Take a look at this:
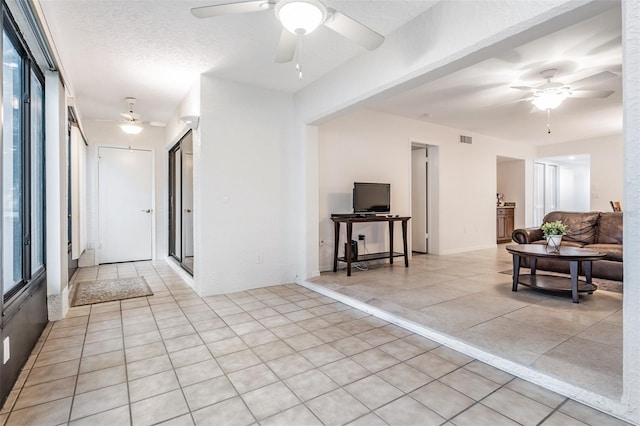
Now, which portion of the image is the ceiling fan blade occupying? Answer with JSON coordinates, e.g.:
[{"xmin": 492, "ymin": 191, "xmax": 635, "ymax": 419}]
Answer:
[
  {"xmin": 510, "ymin": 86, "xmax": 535, "ymax": 91},
  {"xmin": 570, "ymin": 90, "xmax": 615, "ymax": 99},
  {"xmin": 569, "ymin": 71, "xmax": 616, "ymax": 89},
  {"xmin": 191, "ymin": 1, "xmax": 268, "ymax": 18},
  {"xmin": 323, "ymin": 9, "xmax": 384, "ymax": 51},
  {"xmin": 120, "ymin": 112, "xmax": 141, "ymax": 120},
  {"xmin": 144, "ymin": 121, "xmax": 167, "ymax": 127},
  {"xmin": 275, "ymin": 29, "xmax": 297, "ymax": 63},
  {"xmin": 511, "ymin": 96, "xmax": 534, "ymax": 104}
]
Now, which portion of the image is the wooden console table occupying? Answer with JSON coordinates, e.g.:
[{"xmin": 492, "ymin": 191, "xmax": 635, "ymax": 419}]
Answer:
[{"xmin": 331, "ymin": 215, "xmax": 411, "ymax": 276}]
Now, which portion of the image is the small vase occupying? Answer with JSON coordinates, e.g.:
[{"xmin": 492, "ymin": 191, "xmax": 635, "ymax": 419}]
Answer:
[{"xmin": 546, "ymin": 235, "xmax": 562, "ymax": 251}]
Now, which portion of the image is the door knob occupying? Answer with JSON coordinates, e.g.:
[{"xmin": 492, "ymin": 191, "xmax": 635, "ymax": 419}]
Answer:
[
  {"xmin": 142, "ymin": 209, "xmax": 152, "ymax": 213},
  {"xmin": 185, "ymin": 209, "xmax": 192, "ymax": 213}
]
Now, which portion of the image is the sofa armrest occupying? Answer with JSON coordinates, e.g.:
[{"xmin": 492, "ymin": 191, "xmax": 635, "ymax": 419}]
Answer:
[{"xmin": 512, "ymin": 227, "xmax": 544, "ymax": 244}]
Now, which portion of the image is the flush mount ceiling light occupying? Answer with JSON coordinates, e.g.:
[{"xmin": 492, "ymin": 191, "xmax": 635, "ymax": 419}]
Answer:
[
  {"xmin": 275, "ymin": 0, "xmax": 326, "ymax": 35},
  {"xmin": 181, "ymin": 115, "xmax": 200, "ymax": 129}
]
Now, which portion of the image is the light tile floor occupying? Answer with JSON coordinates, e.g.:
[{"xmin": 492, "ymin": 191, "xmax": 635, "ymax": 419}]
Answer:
[
  {"xmin": 0, "ymin": 260, "xmax": 629, "ymax": 425},
  {"xmin": 309, "ymin": 245, "xmax": 623, "ymax": 399}
]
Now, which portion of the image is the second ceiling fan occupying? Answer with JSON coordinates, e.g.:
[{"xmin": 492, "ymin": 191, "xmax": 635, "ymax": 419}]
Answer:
[{"xmin": 191, "ymin": 0, "xmax": 385, "ymax": 78}]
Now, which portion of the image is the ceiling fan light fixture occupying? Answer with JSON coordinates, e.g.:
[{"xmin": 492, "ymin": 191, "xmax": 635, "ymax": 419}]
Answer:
[
  {"xmin": 275, "ymin": 0, "xmax": 326, "ymax": 35},
  {"xmin": 531, "ymin": 90, "xmax": 569, "ymax": 111},
  {"xmin": 119, "ymin": 121, "xmax": 144, "ymax": 135}
]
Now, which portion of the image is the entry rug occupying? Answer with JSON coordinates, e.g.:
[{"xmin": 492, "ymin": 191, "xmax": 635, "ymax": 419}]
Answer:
[
  {"xmin": 70, "ymin": 276, "xmax": 153, "ymax": 306},
  {"xmin": 499, "ymin": 269, "xmax": 623, "ymax": 294}
]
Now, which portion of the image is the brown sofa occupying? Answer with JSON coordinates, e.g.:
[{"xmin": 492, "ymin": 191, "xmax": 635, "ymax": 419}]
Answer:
[{"xmin": 511, "ymin": 211, "xmax": 623, "ymax": 281}]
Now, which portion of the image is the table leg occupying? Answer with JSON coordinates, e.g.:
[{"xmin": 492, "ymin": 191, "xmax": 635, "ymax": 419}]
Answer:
[
  {"xmin": 402, "ymin": 219, "xmax": 409, "ymax": 267},
  {"xmin": 512, "ymin": 255, "xmax": 521, "ymax": 292},
  {"xmin": 530, "ymin": 258, "xmax": 537, "ymax": 275},
  {"xmin": 584, "ymin": 261, "xmax": 594, "ymax": 294},
  {"xmin": 584, "ymin": 261, "xmax": 593, "ymax": 284},
  {"xmin": 389, "ymin": 220, "xmax": 394, "ymax": 265},
  {"xmin": 570, "ymin": 260, "xmax": 579, "ymax": 303},
  {"xmin": 346, "ymin": 222, "xmax": 353, "ymax": 277},
  {"xmin": 333, "ymin": 221, "xmax": 340, "ymax": 272}
]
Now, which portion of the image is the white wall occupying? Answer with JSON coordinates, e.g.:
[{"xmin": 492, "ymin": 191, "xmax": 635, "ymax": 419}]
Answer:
[
  {"xmin": 44, "ymin": 72, "xmax": 69, "ymax": 320},
  {"xmin": 82, "ymin": 121, "xmax": 167, "ymax": 264},
  {"xmin": 537, "ymin": 135, "xmax": 622, "ymax": 212},
  {"xmin": 622, "ymin": 1, "xmax": 640, "ymax": 421},
  {"xmin": 497, "ymin": 159, "xmax": 526, "ymax": 229},
  {"xmin": 196, "ymin": 76, "xmax": 298, "ymax": 295},
  {"xmin": 317, "ymin": 109, "xmax": 535, "ymax": 269}
]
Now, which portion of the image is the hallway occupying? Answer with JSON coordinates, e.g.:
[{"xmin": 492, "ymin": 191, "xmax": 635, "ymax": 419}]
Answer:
[{"xmin": 0, "ymin": 261, "xmax": 628, "ymax": 425}]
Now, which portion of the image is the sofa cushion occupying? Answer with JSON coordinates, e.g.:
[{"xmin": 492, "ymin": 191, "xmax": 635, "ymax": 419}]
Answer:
[
  {"xmin": 542, "ymin": 211, "xmax": 599, "ymax": 245},
  {"xmin": 597, "ymin": 212, "xmax": 623, "ymax": 244},
  {"xmin": 588, "ymin": 244, "xmax": 623, "ymax": 262}
]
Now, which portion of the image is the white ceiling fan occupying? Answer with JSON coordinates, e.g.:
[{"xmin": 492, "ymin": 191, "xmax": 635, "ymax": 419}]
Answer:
[
  {"xmin": 511, "ymin": 68, "xmax": 616, "ymax": 111},
  {"xmin": 117, "ymin": 97, "xmax": 165, "ymax": 135},
  {"xmin": 511, "ymin": 69, "xmax": 616, "ymax": 133},
  {"xmin": 191, "ymin": 0, "xmax": 385, "ymax": 78}
]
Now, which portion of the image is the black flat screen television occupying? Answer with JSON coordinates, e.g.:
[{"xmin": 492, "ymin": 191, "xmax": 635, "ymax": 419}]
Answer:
[{"xmin": 353, "ymin": 182, "xmax": 391, "ymax": 214}]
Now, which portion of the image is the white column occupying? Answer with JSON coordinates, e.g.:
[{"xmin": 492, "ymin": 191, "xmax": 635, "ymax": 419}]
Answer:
[
  {"xmin": 45, "ymin": 72, "xmax": 69, "ymax": 320},
  {"xmin": 303, "ymin": 125, "xmax": 319, "ymax": 281},
  {"xmin": 622, "ymin": 0, "xmax": 640, "ymax": 423}
]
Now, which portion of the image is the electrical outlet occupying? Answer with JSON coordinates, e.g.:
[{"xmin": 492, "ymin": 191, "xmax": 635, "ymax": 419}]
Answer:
[
  {"xmin": 358, "ymin": 235, "xmax": 365, "ymax": 241},
  {"xmin": 3, "ymin": 337, "xmax": 10, "ymax": 364}
]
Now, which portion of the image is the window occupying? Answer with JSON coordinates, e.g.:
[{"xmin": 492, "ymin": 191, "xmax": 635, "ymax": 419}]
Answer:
[{"xmin": 2, "ymin": 14, "xmax": 46, "ymax": 302}]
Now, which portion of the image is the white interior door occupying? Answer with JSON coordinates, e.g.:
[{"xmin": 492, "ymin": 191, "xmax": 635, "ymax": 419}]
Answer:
[{"xmin": 98, "ymin": 147, "xmax": 153, "ymax": 263}]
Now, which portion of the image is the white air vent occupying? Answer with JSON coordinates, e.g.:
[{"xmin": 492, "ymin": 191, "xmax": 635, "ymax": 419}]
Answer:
[{"xmin": 459, "ymin": 135, "xmax": 472, "ymax": 144}]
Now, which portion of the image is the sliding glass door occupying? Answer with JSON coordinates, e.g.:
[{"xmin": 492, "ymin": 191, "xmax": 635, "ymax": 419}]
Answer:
[
  {"xmin": 168, "ymin": 131, "xmax": 194, "ymax": 274},
  {"xmin": 533, "ymin": 162, "xmax": 558, "ymax": 225}
]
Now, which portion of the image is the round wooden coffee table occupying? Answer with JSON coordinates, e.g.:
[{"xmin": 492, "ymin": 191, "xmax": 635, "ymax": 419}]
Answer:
[{"xmin": 506, "ymin": 244, "xmax": 606, "ymax": 303}]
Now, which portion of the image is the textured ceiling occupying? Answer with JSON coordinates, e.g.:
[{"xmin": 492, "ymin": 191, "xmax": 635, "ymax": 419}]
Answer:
[
  {"xmin": 366, "ymin": 5, "xmax": 623, "ymax": 145},
  {"xmin": 39, "ymin": 0, "xmax": 437, "ymax": 124},
  {"xmin": 39, "ymin": 1, "xmax": 622, "ymax": 146}
]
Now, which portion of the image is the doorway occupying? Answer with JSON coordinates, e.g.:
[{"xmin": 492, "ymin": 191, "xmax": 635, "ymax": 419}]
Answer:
[
  {"xmin": 411, "ymin": 144, "xmax": 429, "ymax": 253},
  {"xmin": 169, "ymin": 131, "xmax": 194, "ymax": 274},
  {"xmin": 97, "ymin": 146, "xmax": 154, "ymax": 264}
]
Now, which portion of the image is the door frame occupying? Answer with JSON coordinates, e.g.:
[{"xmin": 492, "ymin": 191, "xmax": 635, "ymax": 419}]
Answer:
[
  {"xmin": 410, "ymin": 144, "xmax": 428, "ymax": 253},
  {"xmin": 406, "ymin": 138, "xmax": 440, "ymax": 254},
  {"xmin": 96, "ymin": 145, "xmax": 156, "ymax": 264},
  {"xmin": 408, "ymin": 140, "xmax": 438, "ymax": 255}
]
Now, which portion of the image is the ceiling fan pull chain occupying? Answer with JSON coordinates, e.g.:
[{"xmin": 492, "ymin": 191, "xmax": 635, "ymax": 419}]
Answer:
[
  {"xmin": 546, "ymin": 109, "xmax": 551, "ymax": 134},
  {"xmin": 296, "ymin": 35, "xmax": 303, "ymax": 80}
]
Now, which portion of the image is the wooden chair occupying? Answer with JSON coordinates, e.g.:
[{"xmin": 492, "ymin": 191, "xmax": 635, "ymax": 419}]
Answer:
[{"xmin": 610, "ymin": 201, "xmax": 622, "ymax": 212}]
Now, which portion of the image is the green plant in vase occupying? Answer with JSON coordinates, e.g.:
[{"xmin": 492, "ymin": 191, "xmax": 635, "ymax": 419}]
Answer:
[{"xmin": 541, "ymin": 220, "xmax": 568, "ymax": 251}]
